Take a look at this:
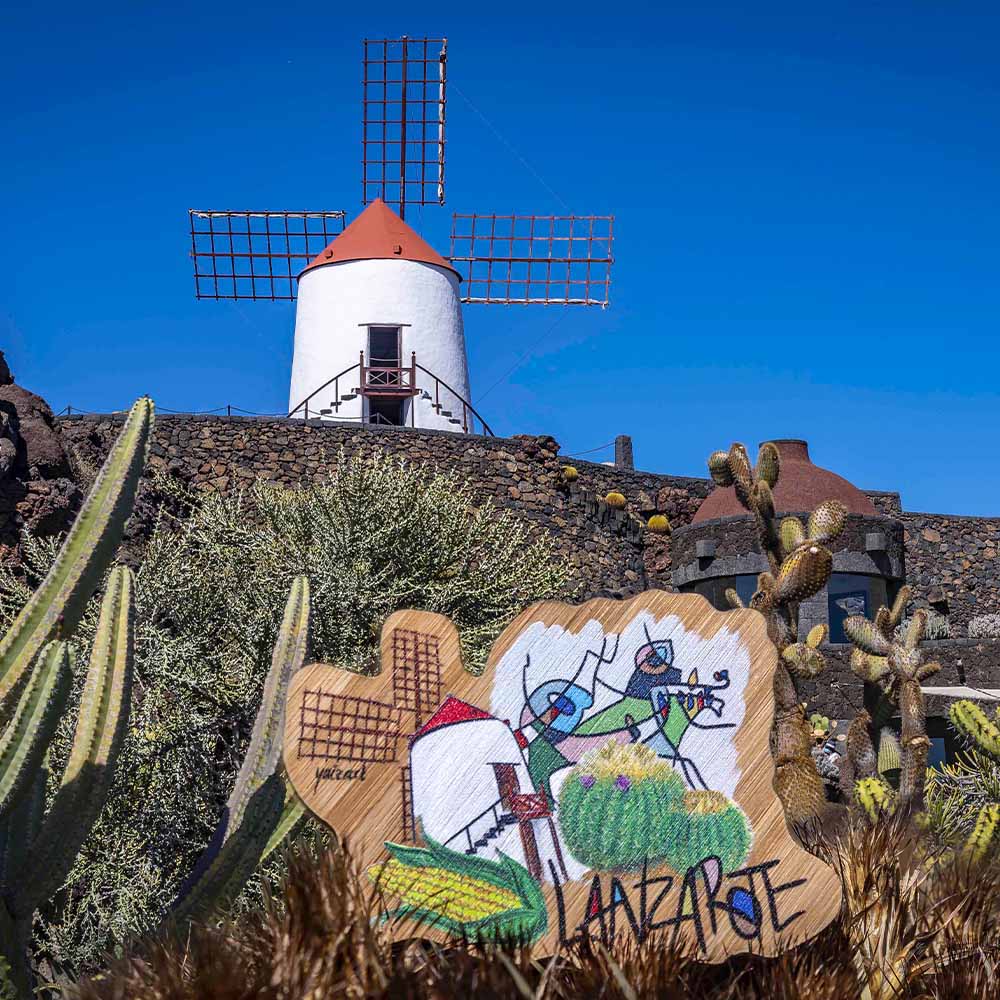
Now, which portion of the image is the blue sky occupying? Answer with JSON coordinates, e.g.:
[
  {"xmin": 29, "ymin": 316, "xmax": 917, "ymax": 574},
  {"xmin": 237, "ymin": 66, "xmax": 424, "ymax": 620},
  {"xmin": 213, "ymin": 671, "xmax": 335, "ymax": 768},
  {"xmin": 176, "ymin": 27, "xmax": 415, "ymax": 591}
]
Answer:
[{"xmin": 2, "ymin": 2, "xmax": 998, "ymax": 513}]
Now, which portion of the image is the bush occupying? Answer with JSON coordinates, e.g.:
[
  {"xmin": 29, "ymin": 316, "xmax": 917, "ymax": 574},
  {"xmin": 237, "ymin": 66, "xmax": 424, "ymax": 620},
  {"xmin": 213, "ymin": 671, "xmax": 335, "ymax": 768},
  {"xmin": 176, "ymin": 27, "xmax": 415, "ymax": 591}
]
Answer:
[
  {"xmin": 0, "ymin": 455, "xmax": 571, "ymax": 976},
  {"xmin": 969, "ymin": 614, "xmax": 1000, "ymax": 639}
]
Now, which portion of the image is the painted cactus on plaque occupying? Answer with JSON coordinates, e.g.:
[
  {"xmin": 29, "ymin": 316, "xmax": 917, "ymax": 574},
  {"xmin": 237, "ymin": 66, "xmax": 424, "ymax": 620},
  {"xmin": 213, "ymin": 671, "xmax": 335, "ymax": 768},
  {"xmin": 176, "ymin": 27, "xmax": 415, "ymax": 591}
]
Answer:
[{"xmin": 283, "ymin": 591, "xmax": 842, "ymax": 958}]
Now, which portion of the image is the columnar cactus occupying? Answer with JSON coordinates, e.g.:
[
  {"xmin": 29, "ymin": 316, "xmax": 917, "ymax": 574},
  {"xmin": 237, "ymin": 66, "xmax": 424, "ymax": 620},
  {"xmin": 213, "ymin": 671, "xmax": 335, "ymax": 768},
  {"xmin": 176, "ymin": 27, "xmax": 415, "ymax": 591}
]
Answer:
[
  {"xmin": 170, "ymin": 575, "xmax": 311, "ymax": 923},
  {"xmin": 707, "ymin": 442, "xmax": 846, "ymax": 825},
  {"xmin": 843, "ymin": 591, "xmax": 941, "ymax": 813},
  {"xmin": 946, "ymin": 700, "xmax": 1000, "ymax": 860},
  {"xmin": 0, "ymin": 397, "xmax": 152, "ymax": 997}
]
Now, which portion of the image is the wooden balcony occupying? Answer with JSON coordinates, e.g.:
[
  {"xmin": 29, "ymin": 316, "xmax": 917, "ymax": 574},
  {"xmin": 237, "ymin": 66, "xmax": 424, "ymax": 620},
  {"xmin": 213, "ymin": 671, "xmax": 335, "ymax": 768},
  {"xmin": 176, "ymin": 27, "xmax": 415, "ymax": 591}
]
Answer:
[{"xmin": 358, "ymin": 351, "xmax": 419, "ymax": 398}]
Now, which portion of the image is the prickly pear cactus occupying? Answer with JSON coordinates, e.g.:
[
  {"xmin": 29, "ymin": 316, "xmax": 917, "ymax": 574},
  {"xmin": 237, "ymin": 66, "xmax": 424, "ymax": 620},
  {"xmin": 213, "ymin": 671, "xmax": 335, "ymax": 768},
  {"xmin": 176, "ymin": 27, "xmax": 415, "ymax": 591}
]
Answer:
[
  {"xmin": 843, "ymin": 592, "xmax": 940, "ymax": 814},
  {"xmin": 706, "ymin": 442, "xmax": 845, "ymax": 826}
]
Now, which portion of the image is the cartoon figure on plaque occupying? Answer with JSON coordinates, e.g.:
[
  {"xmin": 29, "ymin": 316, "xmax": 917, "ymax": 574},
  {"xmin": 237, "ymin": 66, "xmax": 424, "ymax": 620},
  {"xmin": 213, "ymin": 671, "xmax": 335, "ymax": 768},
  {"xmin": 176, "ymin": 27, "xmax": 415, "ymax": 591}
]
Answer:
[{"xmin": 284, "ymin": 593, "xmax": 843, "ymax": 957}]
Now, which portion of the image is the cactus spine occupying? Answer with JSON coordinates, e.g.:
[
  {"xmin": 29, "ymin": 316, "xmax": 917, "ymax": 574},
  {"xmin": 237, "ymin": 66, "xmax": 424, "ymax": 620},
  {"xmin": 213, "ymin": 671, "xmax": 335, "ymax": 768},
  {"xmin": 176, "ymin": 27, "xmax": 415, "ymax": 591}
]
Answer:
[
  {"xmin": 705, "ymin": 442, "xmax": 844, "ymax": 825},
  {"xmin": 171, "ymin": 576, "xmax": 311, "ymax": 923},
  {"xmin": 0, "ymin": 398, "xmax": 152, "ymax": 998}
]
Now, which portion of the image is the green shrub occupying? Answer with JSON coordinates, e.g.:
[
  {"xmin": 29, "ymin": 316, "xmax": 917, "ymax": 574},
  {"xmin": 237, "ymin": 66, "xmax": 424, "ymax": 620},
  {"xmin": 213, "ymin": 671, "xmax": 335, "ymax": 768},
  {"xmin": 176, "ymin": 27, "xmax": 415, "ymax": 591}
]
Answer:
[{"xmin": 0, "ymin": 454, "xmax": 570, "ymax": 976}]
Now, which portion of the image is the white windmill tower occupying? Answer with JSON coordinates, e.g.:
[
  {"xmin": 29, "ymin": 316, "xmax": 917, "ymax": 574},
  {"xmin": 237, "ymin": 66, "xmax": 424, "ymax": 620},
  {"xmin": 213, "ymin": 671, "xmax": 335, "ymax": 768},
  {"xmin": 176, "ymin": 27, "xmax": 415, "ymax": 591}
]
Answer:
[{"xmin": 188, "ymin": 37, "xmax": 614, "ymax": 434}]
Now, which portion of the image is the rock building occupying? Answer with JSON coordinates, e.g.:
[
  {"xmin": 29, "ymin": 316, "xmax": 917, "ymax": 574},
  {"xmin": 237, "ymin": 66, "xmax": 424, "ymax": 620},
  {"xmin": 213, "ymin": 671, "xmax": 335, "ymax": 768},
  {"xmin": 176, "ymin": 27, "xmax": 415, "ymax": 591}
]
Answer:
[{"xmin": 672, "ymin": 440, "xmax": 906, "ymax": 643}]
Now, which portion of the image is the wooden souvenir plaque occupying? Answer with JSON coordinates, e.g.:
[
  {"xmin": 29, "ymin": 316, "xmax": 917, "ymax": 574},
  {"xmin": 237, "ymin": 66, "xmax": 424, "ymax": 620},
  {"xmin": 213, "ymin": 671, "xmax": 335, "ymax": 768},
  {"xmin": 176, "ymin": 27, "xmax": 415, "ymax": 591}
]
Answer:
[{"xmin": 283, "ymin": 592, "xmax": 842, "ymax": 959}]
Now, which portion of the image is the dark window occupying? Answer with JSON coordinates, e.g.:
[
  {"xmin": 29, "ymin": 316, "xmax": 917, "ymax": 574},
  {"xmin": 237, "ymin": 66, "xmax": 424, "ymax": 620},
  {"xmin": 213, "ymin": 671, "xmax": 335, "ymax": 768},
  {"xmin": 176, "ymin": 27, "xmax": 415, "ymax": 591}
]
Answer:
[
  {"xmin": 827, "ymin": 574, "xmax": 890, "ymax": 643},
  {"xmin": 681, "ymin": 574, "xmax": 758, "ymax": 611},
  {"xmin": 368, "ymin": 398, "xmax": 404, "ymax": 426},
  {"xmin": 368, "ymin": 326, "xmax": 400, "ymax": 367}
]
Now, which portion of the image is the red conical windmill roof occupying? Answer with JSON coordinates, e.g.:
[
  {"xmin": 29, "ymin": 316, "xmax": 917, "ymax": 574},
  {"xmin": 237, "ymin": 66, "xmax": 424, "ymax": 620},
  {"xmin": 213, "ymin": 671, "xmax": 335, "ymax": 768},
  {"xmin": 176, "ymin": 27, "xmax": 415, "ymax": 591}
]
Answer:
[
  {"xmin": 411, "ymin": 696, "xmax": 493, "ymax": 742},
  {"xmin": 299, "ymin": 199, "xmax": 460, "ymax": 279}
]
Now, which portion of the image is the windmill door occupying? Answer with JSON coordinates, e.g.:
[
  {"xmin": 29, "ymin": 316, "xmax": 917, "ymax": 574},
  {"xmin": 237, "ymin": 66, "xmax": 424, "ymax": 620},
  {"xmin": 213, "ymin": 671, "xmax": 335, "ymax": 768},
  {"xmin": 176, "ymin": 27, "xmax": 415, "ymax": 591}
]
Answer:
[{"xmin": 366, "ymin": 326, "xmax": 405, "ymax": 425}]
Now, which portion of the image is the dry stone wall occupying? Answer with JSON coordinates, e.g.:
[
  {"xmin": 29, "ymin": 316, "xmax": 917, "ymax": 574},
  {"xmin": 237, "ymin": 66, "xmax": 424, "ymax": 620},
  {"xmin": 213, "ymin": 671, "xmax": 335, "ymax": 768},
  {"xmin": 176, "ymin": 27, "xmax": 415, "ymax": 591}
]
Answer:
[
  {"xmin": 57, "ymin": 413, "xmax": 1000, "ymax": 630},
  {"xmin": 59, "ymin": 414, "xmax": 710, "ymax": 600}
]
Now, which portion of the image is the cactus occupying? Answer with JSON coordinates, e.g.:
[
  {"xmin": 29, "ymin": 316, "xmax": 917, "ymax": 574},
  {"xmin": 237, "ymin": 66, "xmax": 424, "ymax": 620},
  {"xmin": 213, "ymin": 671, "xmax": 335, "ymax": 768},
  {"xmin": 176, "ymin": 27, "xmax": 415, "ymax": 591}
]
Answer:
[
  {"xmin": 557, "ymin": 743, "xmax": 685, "ymax": 871},
  {"xmin": 0, "ymin": 398, "xmax": 153, "ymax": 997},
  {"xmin": 855, "ymin": 777, "xmax": 897, "ymax": 821},
  {"xmin": 646, "ymin": 514, "xmax": 670, "ymax": 535},
  {"xmin": 0, "ymin": 398, "xmax": 152, "ymax": 725},
  {"xmin": 560, "ymin": 466, "xmax": 579, "ymax": 483},
  {"xmin": 660, "ymin": 791, "xmax": 752, "ymax": 875},
  {"xmin": 877, "ymin": 729, "xmax": 902, "ymax": 788},
  {"xmin": 170, "ymin": 576, "xmax": 311, "ymax": 923},
  {"xmin": 0, "ymin": 642, "xmax": 71, "ymax": 818},
  {"xmin": 964, "ymin": 803, "xmax": 1000, "ymax": 862},
  {"xmin": 843, "ymin": 596, "xmax": 941, "ymax": 814},
  {"xmin": 9, "ymin": 567, "xmax": 136, "ymax": 920},
  {"xmin": 949, "ymin": 700, "xmax": 1000, "ymax": 757},
  {"xmin": 933, "ymin": 700, "xmax": 1000, "ymax": 862},
  {"xmin": 706, "ymin": 442, "xmax": 845, "ymax": 825},
  {"xmin": 604, "ymin": 491, "xmax": 626, "ymax": 510}
]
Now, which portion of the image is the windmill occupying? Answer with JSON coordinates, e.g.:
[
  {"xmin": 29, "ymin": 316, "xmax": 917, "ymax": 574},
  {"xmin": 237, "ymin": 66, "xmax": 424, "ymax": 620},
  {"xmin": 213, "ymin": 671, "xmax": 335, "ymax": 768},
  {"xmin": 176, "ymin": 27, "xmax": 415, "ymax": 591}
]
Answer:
[{"xmin": 188, "ymin": 37, "xmax": 614, "ymax": 434}]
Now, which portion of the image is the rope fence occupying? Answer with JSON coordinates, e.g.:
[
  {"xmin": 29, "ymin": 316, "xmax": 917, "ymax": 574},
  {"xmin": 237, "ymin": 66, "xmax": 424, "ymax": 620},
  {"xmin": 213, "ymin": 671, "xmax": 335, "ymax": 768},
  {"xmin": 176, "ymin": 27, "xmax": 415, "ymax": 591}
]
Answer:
[{"xmin": 55, "ymin": 404, "xmax": 293, "ymax": 418}]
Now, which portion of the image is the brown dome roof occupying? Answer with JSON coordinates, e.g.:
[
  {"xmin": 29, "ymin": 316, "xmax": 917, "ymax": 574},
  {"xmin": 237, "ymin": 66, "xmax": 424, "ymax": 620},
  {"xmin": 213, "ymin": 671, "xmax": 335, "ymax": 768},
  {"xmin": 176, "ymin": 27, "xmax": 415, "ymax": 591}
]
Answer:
[{"xmin": 691, "ymin": 439, "xmax": 877, "ymax": 523}]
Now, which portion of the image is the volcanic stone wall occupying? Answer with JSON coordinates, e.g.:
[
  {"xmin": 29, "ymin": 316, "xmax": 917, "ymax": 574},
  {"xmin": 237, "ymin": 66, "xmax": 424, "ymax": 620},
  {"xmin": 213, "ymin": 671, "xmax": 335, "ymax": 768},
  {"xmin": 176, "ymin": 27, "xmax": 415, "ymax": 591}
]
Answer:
[
  {"xmin": 56, "ymin": 414, "xmax": 1000, "ymax": 631},
  {"xmin": 49, "ymin": 413, "xmax": 1000, "ymax": 719},
  {"xmin": 58, "ymin": 413, "xmax": 711, "ymax": 600},
  {"xmin": 862, "ymin": 490, "xmax": 1000, "ymax": 632}
]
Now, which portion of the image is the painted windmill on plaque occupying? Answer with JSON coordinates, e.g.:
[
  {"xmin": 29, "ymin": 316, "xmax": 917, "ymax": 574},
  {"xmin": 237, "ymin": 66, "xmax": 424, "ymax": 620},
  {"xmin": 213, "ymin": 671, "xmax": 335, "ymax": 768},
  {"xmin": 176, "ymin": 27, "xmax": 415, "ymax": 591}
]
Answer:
[
  {"xmin": 283, "ymin": 592, "xmax": 842, "ymax": 959},
  {"xmin": 188, "ymin": 37, "xmax": 614, "ymax": 433}
]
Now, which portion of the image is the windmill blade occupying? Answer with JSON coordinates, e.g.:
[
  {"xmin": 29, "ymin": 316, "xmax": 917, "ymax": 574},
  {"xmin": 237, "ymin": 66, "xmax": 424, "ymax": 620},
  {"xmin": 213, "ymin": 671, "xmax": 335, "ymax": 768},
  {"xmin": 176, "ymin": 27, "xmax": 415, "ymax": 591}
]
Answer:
[
  {"xmin": 363, "ymin": 37, "xmax": 447, "ymax": 219},
  {"xmin": 189, "ymin": 210, "xmax": 347, "ymax": 301},
  {"xmin": 449, "ymin": 213, "xmax": 615, "ymax": 307}
]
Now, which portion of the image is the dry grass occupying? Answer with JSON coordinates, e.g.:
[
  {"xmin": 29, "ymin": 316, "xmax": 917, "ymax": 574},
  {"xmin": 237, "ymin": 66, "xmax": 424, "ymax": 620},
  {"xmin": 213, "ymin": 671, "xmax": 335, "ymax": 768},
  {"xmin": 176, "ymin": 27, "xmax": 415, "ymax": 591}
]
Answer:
[{"xmin": 76, "ymin": 821, "xmax": 1000, "ymax": 1000}]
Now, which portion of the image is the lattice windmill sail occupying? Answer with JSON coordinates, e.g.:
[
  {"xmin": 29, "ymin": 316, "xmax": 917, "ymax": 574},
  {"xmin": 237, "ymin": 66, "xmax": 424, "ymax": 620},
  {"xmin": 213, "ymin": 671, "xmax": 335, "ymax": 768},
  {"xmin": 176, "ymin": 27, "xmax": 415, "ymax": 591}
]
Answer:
[{"xmin": 188, "ymin": 36, "xmax": 614, "ymax": 432}]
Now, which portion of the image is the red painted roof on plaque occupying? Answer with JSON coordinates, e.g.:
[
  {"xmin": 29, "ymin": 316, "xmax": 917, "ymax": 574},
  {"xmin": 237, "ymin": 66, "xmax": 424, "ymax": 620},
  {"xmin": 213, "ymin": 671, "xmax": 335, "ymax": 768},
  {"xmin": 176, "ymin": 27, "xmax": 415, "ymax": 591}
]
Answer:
[
  {"xmin": 299, "ymin": 198, "xmax": 460, "ymax": 278},
  {"xmin": 692, "ymin": 439, "xmax": 877, "ymax": 523},
  {"xmin": 412, "ymin": 696, "xmax": 493, "ymax": 741}
]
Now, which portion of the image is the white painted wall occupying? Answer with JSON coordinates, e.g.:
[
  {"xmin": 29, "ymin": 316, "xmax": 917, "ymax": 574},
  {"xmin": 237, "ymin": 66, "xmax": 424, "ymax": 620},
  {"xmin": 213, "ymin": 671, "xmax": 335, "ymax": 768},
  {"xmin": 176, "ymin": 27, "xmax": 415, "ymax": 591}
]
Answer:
[
  {"xmin": 288, "ymin": 258, "xmax": 472, "ymax": 432},
  {"xmin": 410, "ymin": 717, "xmax": 532, "ymax": 851}
]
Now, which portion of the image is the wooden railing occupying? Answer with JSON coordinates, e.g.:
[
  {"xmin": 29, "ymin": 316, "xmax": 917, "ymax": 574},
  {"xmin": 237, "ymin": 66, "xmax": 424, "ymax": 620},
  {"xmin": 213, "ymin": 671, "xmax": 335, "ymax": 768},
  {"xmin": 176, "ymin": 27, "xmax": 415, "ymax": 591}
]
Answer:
[{"xmin": 288, "ymin": 356, "xmax": 495, "ymax": 436}]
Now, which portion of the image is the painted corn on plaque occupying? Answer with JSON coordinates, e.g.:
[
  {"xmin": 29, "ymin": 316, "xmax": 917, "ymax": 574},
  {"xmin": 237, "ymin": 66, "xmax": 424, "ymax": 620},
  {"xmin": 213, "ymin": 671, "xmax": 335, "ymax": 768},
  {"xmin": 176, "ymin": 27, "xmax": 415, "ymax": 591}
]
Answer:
[{"xmin": 283, "ymin": 591, "xmax": 842, "ymax": 959}]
